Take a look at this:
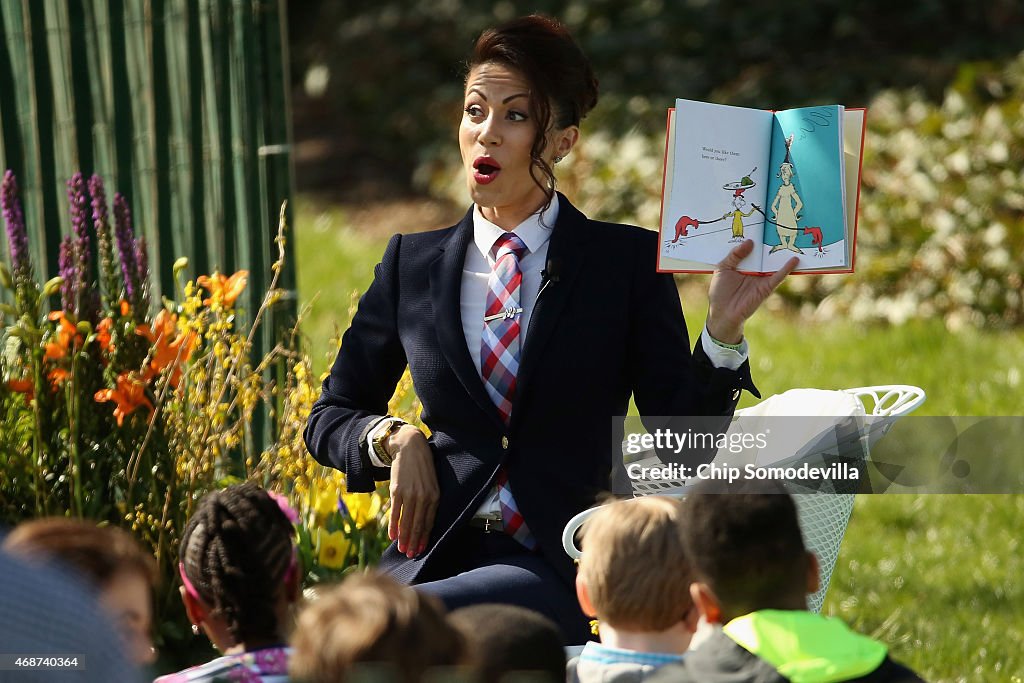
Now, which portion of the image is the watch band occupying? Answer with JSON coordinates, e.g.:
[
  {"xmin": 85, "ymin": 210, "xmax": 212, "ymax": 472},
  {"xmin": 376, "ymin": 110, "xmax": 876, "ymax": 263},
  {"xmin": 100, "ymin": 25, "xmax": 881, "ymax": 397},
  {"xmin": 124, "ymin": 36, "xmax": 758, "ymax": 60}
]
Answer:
[{"xmin": 371, "ymin": 417, "xmax": 406, "ymax": 466}]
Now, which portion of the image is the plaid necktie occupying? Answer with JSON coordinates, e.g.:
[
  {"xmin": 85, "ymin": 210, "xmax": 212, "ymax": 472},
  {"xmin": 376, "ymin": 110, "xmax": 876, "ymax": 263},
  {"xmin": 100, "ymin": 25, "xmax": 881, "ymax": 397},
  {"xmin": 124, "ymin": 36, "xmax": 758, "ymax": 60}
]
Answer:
[{"xmin": 481, "ymin": 232, "xmax": 536, "ymax": 549}]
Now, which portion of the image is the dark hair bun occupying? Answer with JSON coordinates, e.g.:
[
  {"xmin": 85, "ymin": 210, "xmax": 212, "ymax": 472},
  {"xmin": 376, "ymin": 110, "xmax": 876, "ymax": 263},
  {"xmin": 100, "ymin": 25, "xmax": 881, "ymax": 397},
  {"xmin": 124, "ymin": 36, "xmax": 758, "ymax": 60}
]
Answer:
[{"xmin": 471, "ymin": 14, "xmax": 599, "ymax": 128}]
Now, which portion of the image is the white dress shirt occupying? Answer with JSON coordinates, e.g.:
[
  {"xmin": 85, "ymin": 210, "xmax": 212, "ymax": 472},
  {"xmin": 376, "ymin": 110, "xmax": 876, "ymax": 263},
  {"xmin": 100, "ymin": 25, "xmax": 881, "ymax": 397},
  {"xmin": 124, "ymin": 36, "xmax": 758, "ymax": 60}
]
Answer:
[{"xmin": 368, "ymin": 195, "xmax": 750, "ymax": 520}]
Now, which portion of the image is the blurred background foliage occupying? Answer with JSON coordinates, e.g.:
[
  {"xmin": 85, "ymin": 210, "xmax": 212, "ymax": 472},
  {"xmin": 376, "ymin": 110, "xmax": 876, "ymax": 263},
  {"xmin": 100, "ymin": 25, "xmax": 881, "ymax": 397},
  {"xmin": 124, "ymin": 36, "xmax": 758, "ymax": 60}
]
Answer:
[
  {"xmin": 288, "ymin": 0, "xmax": 1024, "ymax": 191},
  {"xmin": 287, "ymin": 0, "xmax": 1024, "ymax": 331}
]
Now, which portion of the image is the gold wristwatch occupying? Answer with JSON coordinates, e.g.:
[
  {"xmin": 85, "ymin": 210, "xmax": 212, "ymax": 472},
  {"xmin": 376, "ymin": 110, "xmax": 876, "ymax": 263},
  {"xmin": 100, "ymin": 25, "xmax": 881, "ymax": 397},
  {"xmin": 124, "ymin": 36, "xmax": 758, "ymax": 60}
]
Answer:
[{"xmin": 371, "ymin": 417, "xmax": 406, "ymax": 466}]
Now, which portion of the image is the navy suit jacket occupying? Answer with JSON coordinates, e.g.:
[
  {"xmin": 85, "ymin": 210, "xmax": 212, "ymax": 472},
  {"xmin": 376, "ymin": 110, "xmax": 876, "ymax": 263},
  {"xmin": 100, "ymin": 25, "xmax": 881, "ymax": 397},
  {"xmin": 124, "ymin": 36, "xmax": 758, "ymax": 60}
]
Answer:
[{"xmin": 304, "ymin": 194, "xmax": 757, "ymax": 587}]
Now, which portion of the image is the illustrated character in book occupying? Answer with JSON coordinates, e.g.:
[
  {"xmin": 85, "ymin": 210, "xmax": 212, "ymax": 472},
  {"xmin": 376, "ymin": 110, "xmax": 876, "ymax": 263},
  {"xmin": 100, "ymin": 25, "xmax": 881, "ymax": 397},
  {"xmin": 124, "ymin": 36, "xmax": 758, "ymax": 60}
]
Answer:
[
  {"xmin": 672, "ymin": 214, "xmax": 700, "ymax": 242},
  {"xmin": 724, "ymin": 190, "xmax": 755, "ymax": 242},
  {"xmin": 722, "ymin": 170, "xmax": 757, "ymax": 242},
  {"xmin": 803, "ymin": 226, "xmax": 824, "ymax": 255},
  {"xmin": 769, "ymin": 136, "xmax": 805, "ymax": 254}
]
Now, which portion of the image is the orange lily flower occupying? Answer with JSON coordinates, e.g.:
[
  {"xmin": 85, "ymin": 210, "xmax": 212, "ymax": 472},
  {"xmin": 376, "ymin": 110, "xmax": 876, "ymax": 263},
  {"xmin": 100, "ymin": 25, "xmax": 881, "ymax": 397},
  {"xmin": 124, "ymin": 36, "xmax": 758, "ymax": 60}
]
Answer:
[
  {"xmin": 48, "ymin": 368, "xmax": 70, "ymax": 387},
  {"xmin": 135, "ymin": 309, "xmax": 177, "ymax": 346},
  {"xmin": 197, "ymin": 270, "xmax": 248, "ymax": 307},
  {"xmin": 149, "ymin": 328, "xmax": 197, "ymax": 388},
  {"xmin": 44, "ymin": 311, "xmax": 82, "ymax": 360},
  {"xmin": 96, "ymin": 317, "xmax": 114, "ymax": 354},
  {"xmin": 94, "ymin": 373, "xmax": 154, "ymax": 426},
  {"xmin": 5, "ymin": 377, "xmax": 34, "ymax": 403},
  {"xmin": 136, "ymin": 310, "xmax": 198, "ymax": 387},
  {"xmin": 6, "ymin": 378, "xmax": 33, "ymax": 393}
]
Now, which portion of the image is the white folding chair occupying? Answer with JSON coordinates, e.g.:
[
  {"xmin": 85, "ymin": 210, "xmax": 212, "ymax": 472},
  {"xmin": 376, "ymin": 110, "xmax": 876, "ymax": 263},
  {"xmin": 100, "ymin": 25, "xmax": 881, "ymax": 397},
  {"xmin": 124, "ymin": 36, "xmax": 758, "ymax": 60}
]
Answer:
[{"xmin": 562, "ymin": 384, "xmax": 926, "ymax": 613}]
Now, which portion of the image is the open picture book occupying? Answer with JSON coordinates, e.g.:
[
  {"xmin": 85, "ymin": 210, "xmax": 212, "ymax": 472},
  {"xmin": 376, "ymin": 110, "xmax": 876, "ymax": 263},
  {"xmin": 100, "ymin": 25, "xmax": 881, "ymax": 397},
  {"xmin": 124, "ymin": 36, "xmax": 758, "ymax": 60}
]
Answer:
[{"xmin": 657, "ymin": 98, "xmax": 866, "ymax": 274}]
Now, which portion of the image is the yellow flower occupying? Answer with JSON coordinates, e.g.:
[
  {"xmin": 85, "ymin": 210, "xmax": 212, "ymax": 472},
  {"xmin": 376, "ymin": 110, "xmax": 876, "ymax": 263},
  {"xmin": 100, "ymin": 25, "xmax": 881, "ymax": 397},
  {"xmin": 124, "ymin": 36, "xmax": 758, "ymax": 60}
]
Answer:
[
  {"xmin": 316, "ymin": 528, "xmax": 349, "ymax": 569},
  {"xmin": 342, "ymin": 492, "xmax": 382, "ymax": 529},
  {"xmin": 313, "ymin": 487, "xmax": 339, "ymax": 519}
]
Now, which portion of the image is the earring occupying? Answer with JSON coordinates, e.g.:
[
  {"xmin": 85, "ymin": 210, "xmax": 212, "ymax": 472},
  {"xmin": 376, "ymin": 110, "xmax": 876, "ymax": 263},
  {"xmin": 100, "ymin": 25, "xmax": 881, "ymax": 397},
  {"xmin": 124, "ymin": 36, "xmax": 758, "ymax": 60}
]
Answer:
[
  {"xmin": 553, "ymin": 155, "xmax": 563, "ymax": 164},
  {"xmin": 191, "ymin": 624, "xmax": 200, "ymax": 636}
]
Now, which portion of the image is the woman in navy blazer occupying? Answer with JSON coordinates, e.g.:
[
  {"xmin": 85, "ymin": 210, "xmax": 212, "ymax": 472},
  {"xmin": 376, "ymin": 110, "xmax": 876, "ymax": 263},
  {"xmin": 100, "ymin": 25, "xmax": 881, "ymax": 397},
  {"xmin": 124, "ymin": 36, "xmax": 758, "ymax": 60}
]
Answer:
[{"xmin": 304, "ymin": 15, "xmax": 797, "ymax": 643}]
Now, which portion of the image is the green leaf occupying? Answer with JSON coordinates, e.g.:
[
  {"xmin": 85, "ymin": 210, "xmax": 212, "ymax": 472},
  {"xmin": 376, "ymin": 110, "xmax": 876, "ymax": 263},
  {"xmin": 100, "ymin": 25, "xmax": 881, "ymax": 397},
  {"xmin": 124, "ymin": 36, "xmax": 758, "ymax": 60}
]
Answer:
[
  {"xmin": 41, "ymin": 276, "xmax": 63, "ymax": 298},
  {"xmin": 5, "ymin": 326, "xmax": 30, "ymax": 341},
  {"xmin": 215, "ymin": 474, "xmax": 243, "ymax": 488}
]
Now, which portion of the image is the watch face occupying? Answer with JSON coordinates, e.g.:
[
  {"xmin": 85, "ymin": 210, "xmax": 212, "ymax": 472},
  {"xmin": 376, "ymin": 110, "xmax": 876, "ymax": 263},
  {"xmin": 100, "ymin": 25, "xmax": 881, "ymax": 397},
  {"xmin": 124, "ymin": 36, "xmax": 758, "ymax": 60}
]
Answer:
[
  {"xmin": 373, "ymin": 420, "xmax": 399, "ymax": 464},
  {"xmin": 373, "ymin": 438, "xmax": 392, "ymax": 465}
]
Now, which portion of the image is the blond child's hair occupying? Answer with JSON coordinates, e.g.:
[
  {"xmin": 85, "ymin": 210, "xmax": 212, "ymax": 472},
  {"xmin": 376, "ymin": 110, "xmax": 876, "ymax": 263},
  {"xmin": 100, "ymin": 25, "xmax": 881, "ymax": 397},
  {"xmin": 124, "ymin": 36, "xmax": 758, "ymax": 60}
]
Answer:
[{"xmin": 578, "ymin": 497, "xmax": 692, "ymax": 631}]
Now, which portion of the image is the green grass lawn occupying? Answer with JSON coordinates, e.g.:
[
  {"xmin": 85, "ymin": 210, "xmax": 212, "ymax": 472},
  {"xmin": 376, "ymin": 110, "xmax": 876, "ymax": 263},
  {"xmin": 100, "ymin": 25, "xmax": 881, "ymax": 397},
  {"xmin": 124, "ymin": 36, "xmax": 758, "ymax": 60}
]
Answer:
[{"xmin": 295, "ymin": 196, "xmax": 1023, "ymax": 681}]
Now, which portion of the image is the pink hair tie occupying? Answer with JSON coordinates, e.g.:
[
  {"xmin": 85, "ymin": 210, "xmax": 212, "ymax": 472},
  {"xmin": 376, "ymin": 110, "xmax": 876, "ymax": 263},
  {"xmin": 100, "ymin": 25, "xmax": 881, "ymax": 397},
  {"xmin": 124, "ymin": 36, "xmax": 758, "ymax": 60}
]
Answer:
[
  {"xmin": 179, "ymin": 552, "xmax": 298, "ymax": 604},
  {"xmin": 179, "ymin": 562, "xmax": 203, "ymax": 602}
]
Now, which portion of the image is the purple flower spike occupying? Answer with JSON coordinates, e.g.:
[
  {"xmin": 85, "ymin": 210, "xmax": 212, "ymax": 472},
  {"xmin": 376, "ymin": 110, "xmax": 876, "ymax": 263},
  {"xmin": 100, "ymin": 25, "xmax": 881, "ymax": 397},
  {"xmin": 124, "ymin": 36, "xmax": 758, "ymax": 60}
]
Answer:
[
  {"xmin": 88, "ymin": 174, "xmax": 108, "ymax": 229},
  {"xmin": 133, "ymin": 235, "xmax": 150, "ymax": 314},
  {"xmin": 89, "ymin": 174, "xmax": 119, "ymax": 312},
  {"xmin": 113, "ymin": 192, "xmax": 138, "ymax": 305},
  {"xmin": 2, "ymin": 170, "xmax": 30, "ymax": 278},
  {"xmin": 67, "ymin": 174, "xmax": 91, "ymax": 270},
  {"xmin": 66, "ymin": 173, "xmax": 94, "ymax": 317},
  {"xmin": 58, "ymin": 236, "xmax": 77, "ymax": 313},
  {"xmin": 67, "ymin": 173, "xmax": 90, "ymax": 242},
  {"xmin": 134, "ymin": 235, "xmax": 148, "ymax": 286}
]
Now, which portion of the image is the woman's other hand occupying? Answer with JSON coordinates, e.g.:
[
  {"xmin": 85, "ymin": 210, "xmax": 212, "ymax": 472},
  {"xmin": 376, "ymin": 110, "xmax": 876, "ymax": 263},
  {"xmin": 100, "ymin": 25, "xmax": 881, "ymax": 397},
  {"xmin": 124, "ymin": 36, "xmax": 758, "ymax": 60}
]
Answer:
[
  {"xmin": 386, "ymin": 426, "xmax": 440, "ymax": 558},
  {"xmin": 706, "ymin": 239, "xmax": 798, "ymax": 343}
]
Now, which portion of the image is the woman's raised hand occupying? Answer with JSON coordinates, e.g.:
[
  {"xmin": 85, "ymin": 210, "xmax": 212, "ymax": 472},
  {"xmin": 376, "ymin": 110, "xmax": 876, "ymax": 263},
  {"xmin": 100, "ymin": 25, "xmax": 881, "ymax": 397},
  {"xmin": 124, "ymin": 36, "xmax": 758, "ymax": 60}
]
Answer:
[
  {"xmin": 706, "ymin": 239, "xmax": 798, "ymax": 343},
  {"xmin": 385, "ymin": 426, "xmax": 440, "ymax": 558}
]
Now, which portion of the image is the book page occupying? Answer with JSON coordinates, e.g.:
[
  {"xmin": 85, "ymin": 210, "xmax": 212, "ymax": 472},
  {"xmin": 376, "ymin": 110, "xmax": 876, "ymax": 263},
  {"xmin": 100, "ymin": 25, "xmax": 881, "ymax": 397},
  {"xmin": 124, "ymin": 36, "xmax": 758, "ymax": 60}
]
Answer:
[
  {"xmin": 761, "ymin": 105, "xmax": 848, "ymax": 272},
  {"xmin": 841, "ymin": 108, "xmax": 866, "ymax": 272},
  {"xmin": 659, "ymin": 99, "xmax": 772, "ymax": 272}
]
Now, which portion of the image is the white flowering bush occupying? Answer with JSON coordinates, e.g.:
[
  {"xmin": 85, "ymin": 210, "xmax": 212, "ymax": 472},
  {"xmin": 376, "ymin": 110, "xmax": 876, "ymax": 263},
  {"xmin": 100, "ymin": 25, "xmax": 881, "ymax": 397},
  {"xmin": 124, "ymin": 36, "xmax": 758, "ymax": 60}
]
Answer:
[
  {"xmin": 560, "ymin": 129, "xmax": 666, "ymax": 229},
  {"xmin": 805, "ymin": 53, "xmax": 1024, "ymax": 329}
]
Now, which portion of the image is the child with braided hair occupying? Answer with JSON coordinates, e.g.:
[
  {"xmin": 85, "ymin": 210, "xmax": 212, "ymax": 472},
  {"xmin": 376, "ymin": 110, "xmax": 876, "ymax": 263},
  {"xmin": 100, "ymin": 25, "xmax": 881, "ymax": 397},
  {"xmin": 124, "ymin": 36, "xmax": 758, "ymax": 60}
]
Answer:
[{"xmin": 156, "ymin": 482, "xmax": 299, "ymax": 682}]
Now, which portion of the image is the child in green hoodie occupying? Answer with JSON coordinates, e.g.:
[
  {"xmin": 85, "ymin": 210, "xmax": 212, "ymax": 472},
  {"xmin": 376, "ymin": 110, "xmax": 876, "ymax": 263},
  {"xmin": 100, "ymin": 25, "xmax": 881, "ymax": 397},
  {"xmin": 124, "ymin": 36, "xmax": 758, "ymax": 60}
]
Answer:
[{"xmin": 646, "ymin": 483, "xmax": 924, "ymax": 683}]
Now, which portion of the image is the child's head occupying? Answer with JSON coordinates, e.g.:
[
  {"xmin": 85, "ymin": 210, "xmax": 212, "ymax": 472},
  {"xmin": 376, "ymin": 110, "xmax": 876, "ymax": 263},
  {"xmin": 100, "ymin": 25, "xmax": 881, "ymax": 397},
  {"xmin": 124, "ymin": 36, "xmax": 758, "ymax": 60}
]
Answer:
[
  {"xmin": 576, "ymin": 497, "xmax": 693, "ymax": 632},
  {"xmin": 449, "ymin": 603, "xmax": 565, "ymax": 683},
  {"xmin": 289, "ymin": 573, "xmax": 464, "ymax": 683},
  {"xmin": 680, "ymin": 483, "xmax": 819, "ymax": 623},
  {"xmin": 3, "ymin": 517, "xmax": 158, "ymax": 665},
  {"xmin": 178, "ymin": 482, "xmax": 297, "ymax": 650}
]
